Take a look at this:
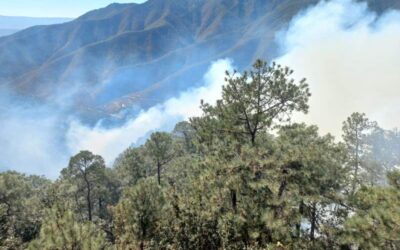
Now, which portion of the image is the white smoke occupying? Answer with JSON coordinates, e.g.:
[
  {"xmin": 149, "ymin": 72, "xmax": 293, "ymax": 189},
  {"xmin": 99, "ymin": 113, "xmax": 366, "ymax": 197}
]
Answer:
[
  {"xmin": 0, "ymin": 59, "xmax": 232, "ymax": 178},
  {"xmin": 2, "ymin": 0, "xmax": 400, "ymax": 178},
  {"xmin": 66, "ymin": 59, "xmax": 233, "ymax": 164},
  {"xmin": 0, "ymin": 92, "xmax": 68, "ymax": 178},
  {"xmin": 277, "ymin": 0, "xmax": 400, "ymax": 137}
]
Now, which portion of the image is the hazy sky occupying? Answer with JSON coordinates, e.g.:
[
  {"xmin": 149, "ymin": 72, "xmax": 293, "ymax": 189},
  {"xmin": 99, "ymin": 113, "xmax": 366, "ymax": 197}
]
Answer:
[{"xmin": 0, "ymin": 0, "xmax": 147, "ymax": 18}]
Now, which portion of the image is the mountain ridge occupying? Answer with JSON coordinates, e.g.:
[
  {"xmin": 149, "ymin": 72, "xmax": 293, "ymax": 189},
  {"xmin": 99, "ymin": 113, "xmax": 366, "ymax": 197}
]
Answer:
[{"xmin": 0, "ymin": 0, "xmax": 398, "ymax": 123}]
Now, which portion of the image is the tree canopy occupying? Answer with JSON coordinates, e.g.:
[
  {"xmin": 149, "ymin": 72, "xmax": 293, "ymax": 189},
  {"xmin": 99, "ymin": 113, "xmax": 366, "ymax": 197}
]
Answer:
[{"xmin": 1, "ymin": 59, "xmax": 398, "ymax": 250}]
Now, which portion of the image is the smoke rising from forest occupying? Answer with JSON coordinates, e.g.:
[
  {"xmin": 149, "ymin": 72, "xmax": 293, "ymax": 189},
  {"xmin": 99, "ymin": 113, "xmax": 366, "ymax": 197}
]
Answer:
[
  {"xmin": 66, "ymin": 59, "xmax": 233, "ymax": 166},
  {"xmin": 0, "ymin": 60, "xmax": 233, "ymax": 178},
  {"xmin": 0, "ymin": 0, "xmax": 399, "ymax": 178},
  {"xmin": 278, "ymin": 0, "xmax": 400, "ymax": 136}
]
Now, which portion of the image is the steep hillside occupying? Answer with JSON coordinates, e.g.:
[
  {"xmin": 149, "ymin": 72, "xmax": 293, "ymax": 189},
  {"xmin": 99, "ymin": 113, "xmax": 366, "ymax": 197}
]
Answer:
[{"xmin": 0, "ymin": 0, "xmax": 397, "ymax": 122}]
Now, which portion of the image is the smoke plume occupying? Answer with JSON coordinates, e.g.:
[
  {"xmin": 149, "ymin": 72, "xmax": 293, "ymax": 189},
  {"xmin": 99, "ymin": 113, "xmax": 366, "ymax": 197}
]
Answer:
[
  {"xmin": 1, "ymin": 0, "xmax": 400, "ymax": 178},
  {"xmin": 277, "ymin": 0, "xmax": 400, "ymax": 136},
  {"xmin": 66, "ymin": 59, "xmax": 233, "ymax": 164}
]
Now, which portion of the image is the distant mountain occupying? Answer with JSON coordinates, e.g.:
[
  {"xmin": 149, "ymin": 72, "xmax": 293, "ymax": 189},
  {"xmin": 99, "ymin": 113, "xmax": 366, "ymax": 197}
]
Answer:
[
  {"xmin": 365, "ymin": 0, "xmax": 400, "ymax": 13},
  {"xmin": 0, "ymin": 0, "xmax": 398, "ymax": 123},
  {"xmin": 0, "ymin": 29, "xmax": 18, "ymax": 37},
  {"xmin": 0, "ymin": 16, "xmax": 72, "ymax": 37}
]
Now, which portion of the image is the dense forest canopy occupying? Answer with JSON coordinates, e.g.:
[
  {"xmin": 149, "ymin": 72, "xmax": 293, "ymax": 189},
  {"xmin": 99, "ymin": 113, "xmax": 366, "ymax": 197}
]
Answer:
[{"xmin": 1, "ymin": 60, "xmax": 400, "ymax": 249}]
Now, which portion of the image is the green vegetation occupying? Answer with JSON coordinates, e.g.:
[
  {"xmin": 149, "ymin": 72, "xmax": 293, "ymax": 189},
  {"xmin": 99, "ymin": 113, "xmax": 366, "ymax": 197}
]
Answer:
[{"xmin": 1, "ymin": 60, "xmax": 399, "ymax": 249}]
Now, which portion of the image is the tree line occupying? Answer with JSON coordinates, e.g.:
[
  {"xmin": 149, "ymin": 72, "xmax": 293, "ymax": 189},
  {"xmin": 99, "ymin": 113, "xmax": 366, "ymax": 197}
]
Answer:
[{"xmin": 1, "ymin": 60, "xmax": 400, "ymax": 249}]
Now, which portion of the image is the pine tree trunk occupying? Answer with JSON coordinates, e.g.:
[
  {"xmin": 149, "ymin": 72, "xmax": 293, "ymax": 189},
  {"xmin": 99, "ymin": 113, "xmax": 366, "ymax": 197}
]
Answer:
[
  {"xmin": 251, "ymin": 132, "xmax": 256, "ymax": 146},
  {"xmin": 83, "ymin": 173, "xmax": 92, "ymax": 221},
  {"xmin": 352, "ymin": 128, "xmax": 359, "ymax": 194},
  {"xmin": 87, "ymin": 187, "xmax": 92, "ymax": 221},
  {"xmin": 296, "ymin": 200, "xmax": 304, "ymax": 238},
  {"xmin": 231, "ymin": 189, "xmax": 237, "ymax": 213},
  {"xmin": 157, "ymin": 161, "xmax": 161, "ymax": 185},
  {"xmin": 310, "ymin": 202, "xmax": 317, "ymax": 241}
]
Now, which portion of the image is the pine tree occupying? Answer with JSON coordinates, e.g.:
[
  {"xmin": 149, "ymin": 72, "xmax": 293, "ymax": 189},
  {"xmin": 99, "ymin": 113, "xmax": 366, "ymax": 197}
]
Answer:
[
  {"xmin": 113, "ymin": 178, "xmax": 165, "ymax": 250},
  {"xmin": 341, "ymin": 171, "xmax": 400, "ymax": 249},
  {"xmin": 193, "ymin": 59, "xmax": 310, "ymax": 146},
  {"xmin": 114, "ymin": 147, "xmax": 147, "ymax": 187},
  {"xmin": 0, "ymin": 172, "xmax": 50, "ymax": 248},
  {"xmin": 28, "ymin": 205, "xmax": 109, "ymax": 250},
  {"xmin": 145, "ymin": 132, "xmax": 176, "ymax": 185},
  {"xmin": 342, "ymin": 113, "xmax": 376, "ymax": 193},
  {"xmin": 61, "ymin": 151, "xmax": 108, "ymax": 222}
]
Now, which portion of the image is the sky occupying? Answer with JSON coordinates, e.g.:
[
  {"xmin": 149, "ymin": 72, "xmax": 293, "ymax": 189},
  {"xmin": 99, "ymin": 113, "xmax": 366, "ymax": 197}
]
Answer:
[{"xmin": 0, "ymin": 0, "xmax": 147, "ymax": 18}]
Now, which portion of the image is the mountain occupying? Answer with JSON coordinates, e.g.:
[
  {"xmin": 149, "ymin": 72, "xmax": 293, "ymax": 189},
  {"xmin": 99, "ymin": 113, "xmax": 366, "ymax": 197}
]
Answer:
[
  {"xmin": 0, "ymin": 16, "xmax": 72, "ymax": 37},
  {"xmin": 0, "ymin": 0, "xmax": 398, "ymax": 123},
  {"xmin": 0, "ymin": 29, "xmax": 19, "ymax": 37},
  {"xmin": 365, "ymin": 0, "xmax": 400, "ymax": 13}
]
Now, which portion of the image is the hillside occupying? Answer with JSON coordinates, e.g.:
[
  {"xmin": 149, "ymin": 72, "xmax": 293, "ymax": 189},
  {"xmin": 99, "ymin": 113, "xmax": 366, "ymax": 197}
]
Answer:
[{"xmin": 0, "ymin": 0, "xmax": 398, "ymax": 122}]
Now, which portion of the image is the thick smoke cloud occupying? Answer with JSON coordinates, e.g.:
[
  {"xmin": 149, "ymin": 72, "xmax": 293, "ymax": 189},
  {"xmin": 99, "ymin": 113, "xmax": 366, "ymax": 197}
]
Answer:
[
  {"xmin": 0, "ymin": 89, "xmax": 69, "ymax": 177},
  {"xmin": 277, "ymin": 0, "xmax": 400, "ymax": 136},
  {"xmin": 0, "ymin": 60, "xmax": 232, "ymax": 178},
  {"xmin": 1, "ymin": 0, "xmax": 400, "ymax": 178},
  {"xmin": 66, "ymin": 59, "xmax": 233, "ymax": 164}
]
